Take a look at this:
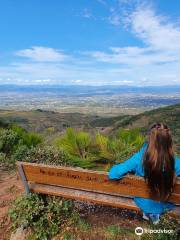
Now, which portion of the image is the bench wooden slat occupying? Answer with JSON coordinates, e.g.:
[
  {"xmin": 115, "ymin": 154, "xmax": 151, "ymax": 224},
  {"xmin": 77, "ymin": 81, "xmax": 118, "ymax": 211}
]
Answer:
[
  {"xmin": 29, "ymin": 182, "xmax": 180, "ymax": 216},
  {"xmin": 29, "ymin": 182, "xmax": 139, "ymax": 211},
  {"xmin": 17, "ymin": 162, "xmax": 180, "ymax": 204}
]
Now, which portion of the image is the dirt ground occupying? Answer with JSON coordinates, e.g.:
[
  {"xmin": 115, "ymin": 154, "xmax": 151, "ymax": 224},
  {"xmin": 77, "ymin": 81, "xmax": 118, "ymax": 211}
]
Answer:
[{"xmin": 0, "ymin": 167, "xmax": 24, "ymax": 240}]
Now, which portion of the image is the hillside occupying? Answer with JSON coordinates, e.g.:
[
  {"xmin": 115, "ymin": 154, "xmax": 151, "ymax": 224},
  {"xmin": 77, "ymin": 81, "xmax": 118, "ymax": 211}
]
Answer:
[
  {"xmin": 0, "ymin": 109, "xmax": 99, "ymax": 133},
  {"xmin": 91, "ymin": 104, "xmax": 180, "ymax": 154},
  {"xmin": 0, "ymin": 104, "xmax": 179, "ymax": 153}
]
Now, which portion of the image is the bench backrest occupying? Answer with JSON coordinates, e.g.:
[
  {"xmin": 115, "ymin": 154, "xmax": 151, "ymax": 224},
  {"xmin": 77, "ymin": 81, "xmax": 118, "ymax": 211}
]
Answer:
[{"xmin": 17, "ymin": 161, "xmax": 180, "ymax": 206}]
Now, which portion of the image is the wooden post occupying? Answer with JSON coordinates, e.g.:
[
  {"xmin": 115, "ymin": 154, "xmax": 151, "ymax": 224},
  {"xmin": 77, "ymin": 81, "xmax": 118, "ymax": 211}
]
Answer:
[{"xmin": 17, "ymin": 163, "xmax": 30, "ymax": 194}]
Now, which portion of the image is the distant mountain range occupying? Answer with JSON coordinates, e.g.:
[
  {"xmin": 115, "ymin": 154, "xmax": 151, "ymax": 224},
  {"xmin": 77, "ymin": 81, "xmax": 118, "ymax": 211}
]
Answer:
[{"xmin": 0, "ymin": 84, "xmax": 180, "ymax": 96}]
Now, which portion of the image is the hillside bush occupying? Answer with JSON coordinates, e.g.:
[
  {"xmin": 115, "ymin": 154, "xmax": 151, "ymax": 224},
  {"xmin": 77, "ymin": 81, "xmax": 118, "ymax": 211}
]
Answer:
[
  {"xmin": 11, "ymin": 145, "xmax": 29, "ymax": 163},
  {"xmin": 96, "ymin": 128, "xmax": 144, "ymax": 164},
  {"xmin": 54, "ymin": 128, "xmax": 98, "ymax": 168},
  {"xmin": 117, "ymin": 128, "xmax": 144, "ymax": 148},
  {"xmin": 23, "ymin": 145, "xmax": 70, "ymax": 166},
  {"xmin": 0, "ymin": 119, "xmax": 9, "ymax": 128},
  {"xmin": 54, "ymin": 127, "xmax": 144, "ymax": 169},
  {"xmin": 9, "ymin": 193, "xmax": 78, "ymax": 240},
  {"xmin": 11, "ymin": 125, "xmax": 43, "ymax": 147},
  {"xmin": 0, "ymin": 125, "xmax": 43, "ymax": 165},
  {"xmin": 0, "ymin": 152, "xmax": 7, "ymax": 164},
  {"xmin": 0, "ymin": 124, "xmax": 144, "ymax": 169},
  {"xmin": 23, "ymin": 145, "xmax": 95, "ymax": 169},
  {"xmin": 141, "ymin": 215, "xmax": 179, "ymax": 240},
  {"xmin": 0, "ymin": 129, "xmax": 19, "ymax": 155}
]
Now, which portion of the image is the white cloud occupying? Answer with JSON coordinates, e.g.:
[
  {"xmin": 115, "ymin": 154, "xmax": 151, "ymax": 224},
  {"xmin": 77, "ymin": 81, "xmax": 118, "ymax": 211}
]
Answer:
[
  {"xmin": 130, "ymin": 6, "xmax": 180, "ymax": 51},
  {"xmin": 16, "ymin": 46, "xmax": 69, "ymax": 62},
  {"xmin": 84, "ymin": 5, "xmax": 180, "ymax": 68},
  {"xmin": 77, "ymin": 5, "xmax": 180, "ymax": 86},
  {"xmin": 84, "ymin": 46, "xmax": 177, "ymax": 65}
]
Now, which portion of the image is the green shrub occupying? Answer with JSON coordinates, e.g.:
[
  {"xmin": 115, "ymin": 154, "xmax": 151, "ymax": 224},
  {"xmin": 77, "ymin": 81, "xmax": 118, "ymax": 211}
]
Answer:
[
  {"xmin": 77, "ymin": 219, "xmax": 91, "ymax": 231},
  {"xmin": 105, "ymin": 225, "xmax": 134, "ymax": 239},
  {"xmin": 11, "ymin": 125, "xmax": 43, "ymax": 148},
  {"xmin": 117, "ymin": 128, "xmax": 144, "ymax": 149},
  {"xmin": 141, "ymin": 215, "xmax": 179, "ymax": 240},
  {"xmin": 0, "ymin": 129, "xmax": 19, "ymax": 155},
  {"xmin": 25, "ymin": 132, "xmax": 43, "ymax": 147},
  {"xmin": 0, "ymin": 125, "xmax": 43, "ymax": 165},
  {"xmin": 0, "ymin": 152, "xmax": 7, "ymax": 164},
  {"xmin": 11, "ymin": 145, "xmax": 29, "ymax": 163},
  {"xmin": 9, "ymin": 193, "xmax": 77, "ymax": 240},
  {"xmin": 54, "ymin": 128, "xmax": 98, "ymax": 168},
  {"xmin": 0, "ymin": 119, "xmax": 9, "ymax": 128},
  {"xmin": 96, "ymin": 128, "xmax": 144, "ymax": 164},
  {"xmin": 63, "ymin": 232, "xmax": 74, "ymax": 240},
  {"xmin": 67, "ymin": 155, "xmax": 96, "ymax": 168},
  {"xmin": 23, "ymin": 145, "xmax": 70, "ymax": 166},
  {"xmin": 54, "ymin": 127, "xmax": 145, "ymax": 168},
  {"xmin": 23, "ymin": 145, "xmax": 95, "ymax": 169}
]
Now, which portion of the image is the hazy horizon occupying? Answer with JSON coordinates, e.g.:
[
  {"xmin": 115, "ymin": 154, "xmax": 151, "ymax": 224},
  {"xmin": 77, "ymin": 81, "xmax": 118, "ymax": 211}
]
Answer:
[
  {"xmin": 0, "ymin": 83, "xmax": 180, "ymax": 88},
  {"xmin": 0, "ymin": 84, "xmax": 179, "ymax": 115}
]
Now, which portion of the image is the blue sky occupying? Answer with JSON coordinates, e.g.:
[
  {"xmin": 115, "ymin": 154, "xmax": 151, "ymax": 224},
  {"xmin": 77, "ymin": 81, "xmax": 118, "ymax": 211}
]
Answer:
[{"xmin": 0, "ymin": 0, "xmax": 180, "ymax": 86}]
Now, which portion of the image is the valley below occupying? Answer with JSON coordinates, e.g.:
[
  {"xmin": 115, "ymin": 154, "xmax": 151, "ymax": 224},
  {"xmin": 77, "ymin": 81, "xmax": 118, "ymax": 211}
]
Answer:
[{"xmin": 1, "ymin": 85, "xmax": 180, "ymax": 116}]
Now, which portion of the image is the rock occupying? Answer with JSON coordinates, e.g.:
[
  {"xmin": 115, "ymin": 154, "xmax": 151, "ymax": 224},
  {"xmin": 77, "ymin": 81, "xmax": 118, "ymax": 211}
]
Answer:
[{"xmin": 10, "ymin": 226, "xmax": 27, "ymax": 240}]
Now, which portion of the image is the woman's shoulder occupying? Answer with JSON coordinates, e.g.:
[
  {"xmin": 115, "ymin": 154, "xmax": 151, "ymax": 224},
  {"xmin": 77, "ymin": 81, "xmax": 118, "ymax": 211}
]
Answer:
[
  {"xmin": 175, "ymin": 157, "xmax": 180, "ymax": 176},
  {"xmin": 133, "ymin": 143, "xmax": 147, "ymax": 165},
  {"xmin": 175, "ymin": 157, "xmax": 180, "ymax": 164},
  {"xmin": 139, "ymin": 142, "xmax": 148, "ymax": 154}
]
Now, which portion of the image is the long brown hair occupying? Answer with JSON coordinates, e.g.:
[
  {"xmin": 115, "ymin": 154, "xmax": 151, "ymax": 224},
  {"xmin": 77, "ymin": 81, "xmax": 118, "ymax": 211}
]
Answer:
[{"xmin": 143, "ymin": 123, "xmax": 175, "ymax": 201}]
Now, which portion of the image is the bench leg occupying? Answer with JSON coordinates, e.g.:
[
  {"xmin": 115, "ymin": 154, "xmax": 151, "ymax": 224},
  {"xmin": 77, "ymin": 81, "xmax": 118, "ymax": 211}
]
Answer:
[{"xmin": 17, "ymin": 164, "xmax": 30, "ymax": 194}]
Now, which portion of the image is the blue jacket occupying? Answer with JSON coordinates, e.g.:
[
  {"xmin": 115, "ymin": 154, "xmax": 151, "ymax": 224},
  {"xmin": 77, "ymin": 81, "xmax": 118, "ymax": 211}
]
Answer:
[{"xmin": 108, "ymin": 143, "xmax": 180, "ymax": 214}]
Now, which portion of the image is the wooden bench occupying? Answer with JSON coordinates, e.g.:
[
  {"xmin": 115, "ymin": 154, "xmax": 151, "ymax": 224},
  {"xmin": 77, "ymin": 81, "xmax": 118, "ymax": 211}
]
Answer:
[{"xmin": 17, "ymin": 162, "xmax": 180, "ymax": 216}]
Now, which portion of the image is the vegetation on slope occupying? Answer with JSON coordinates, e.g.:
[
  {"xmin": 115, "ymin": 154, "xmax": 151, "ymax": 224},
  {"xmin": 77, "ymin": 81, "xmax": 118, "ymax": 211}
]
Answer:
[
  {"xmin": 0, "ymin": 124, "xmax": 42, "ymax": 166},
  {"xmin": 0, "ymin": 120, "xmax": 144, "ymax": 170},
  {"xmin": 9, "ymin": 194, "xmax": 78, "ymax": 240},
  {"xmin": 91, "ymin": 104, "xmax": 180, "ymax": 154},
  {"xmin": 0, "ymin": 109, "xmax": 98, "ymax": 133},
  {"xmin": 1, "ymin": 104, "xmax": 179, "ymax": 153},
  {"xmin": 54, "ymin": 127, "xmax": 144, "ymax": 169}
]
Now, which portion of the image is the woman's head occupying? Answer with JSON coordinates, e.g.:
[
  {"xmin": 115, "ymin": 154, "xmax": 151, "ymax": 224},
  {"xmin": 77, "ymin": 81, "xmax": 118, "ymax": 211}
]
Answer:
[{"xmin": 143, "ymin": 123, "xmax": 175, "ymax": 201}]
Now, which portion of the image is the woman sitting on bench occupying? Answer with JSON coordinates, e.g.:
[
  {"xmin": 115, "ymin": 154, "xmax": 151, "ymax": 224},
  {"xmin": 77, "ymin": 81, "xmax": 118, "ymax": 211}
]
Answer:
[{"xmin": 109, "ymin": 123, "xmax": 180, "ymax": 224}]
